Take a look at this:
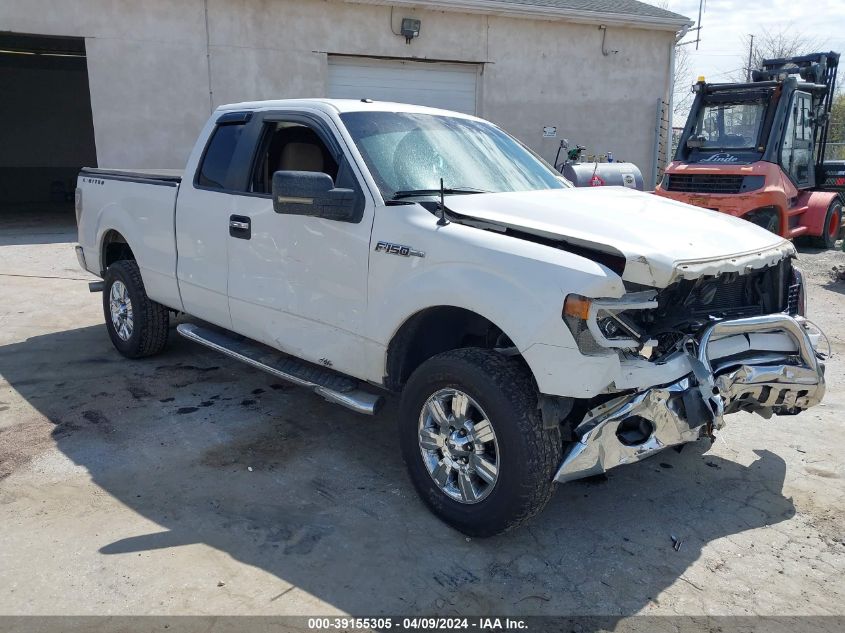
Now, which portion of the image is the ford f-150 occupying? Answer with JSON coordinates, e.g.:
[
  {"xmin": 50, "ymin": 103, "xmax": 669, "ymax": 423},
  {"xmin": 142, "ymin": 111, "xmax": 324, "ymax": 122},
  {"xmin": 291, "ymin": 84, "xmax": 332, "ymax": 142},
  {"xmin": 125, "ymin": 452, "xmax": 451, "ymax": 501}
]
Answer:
[{"xmin": 75, "ymin": 99, "xmax": 826, "ymax": 536}]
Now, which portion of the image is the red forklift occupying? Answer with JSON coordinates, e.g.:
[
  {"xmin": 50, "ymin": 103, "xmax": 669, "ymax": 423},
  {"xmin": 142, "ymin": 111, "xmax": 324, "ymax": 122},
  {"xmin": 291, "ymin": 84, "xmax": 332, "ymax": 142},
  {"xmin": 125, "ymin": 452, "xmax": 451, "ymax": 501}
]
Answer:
[{"xmin": 655, "ymin": 52, "xmax": 844, "ymax": 248}]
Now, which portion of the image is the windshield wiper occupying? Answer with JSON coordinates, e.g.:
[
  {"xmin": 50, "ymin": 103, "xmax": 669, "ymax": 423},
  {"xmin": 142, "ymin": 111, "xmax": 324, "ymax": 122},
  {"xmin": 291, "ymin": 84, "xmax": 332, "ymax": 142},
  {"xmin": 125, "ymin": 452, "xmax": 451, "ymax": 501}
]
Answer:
[{"xmin": 390, "ymin": 187, "xmax": 490, "ymax": 200}]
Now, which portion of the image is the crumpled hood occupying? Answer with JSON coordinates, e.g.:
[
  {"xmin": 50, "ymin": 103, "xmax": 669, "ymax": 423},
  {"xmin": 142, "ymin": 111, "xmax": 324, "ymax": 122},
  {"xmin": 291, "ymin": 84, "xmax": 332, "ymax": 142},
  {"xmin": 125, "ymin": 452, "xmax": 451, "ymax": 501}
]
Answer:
[{"xmin": 444, "ymin": 187, "xmax": 794, "ymax": 287}]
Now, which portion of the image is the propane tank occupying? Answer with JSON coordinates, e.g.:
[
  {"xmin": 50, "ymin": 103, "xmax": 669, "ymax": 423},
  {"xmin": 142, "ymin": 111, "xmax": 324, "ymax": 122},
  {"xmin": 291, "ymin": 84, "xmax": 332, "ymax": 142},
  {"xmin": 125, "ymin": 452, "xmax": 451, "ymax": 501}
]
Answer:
[{"xmin": 562, "ymin": 162, "xmax": 645, "ymax": 190}]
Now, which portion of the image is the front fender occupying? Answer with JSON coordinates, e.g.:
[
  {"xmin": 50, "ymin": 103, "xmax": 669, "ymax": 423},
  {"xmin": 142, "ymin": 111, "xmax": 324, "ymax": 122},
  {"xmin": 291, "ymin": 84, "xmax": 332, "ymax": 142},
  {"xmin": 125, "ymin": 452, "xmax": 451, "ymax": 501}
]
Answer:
[{"xmin": 367, "ymin": 210, "xmax": 626, "ymax": 396}]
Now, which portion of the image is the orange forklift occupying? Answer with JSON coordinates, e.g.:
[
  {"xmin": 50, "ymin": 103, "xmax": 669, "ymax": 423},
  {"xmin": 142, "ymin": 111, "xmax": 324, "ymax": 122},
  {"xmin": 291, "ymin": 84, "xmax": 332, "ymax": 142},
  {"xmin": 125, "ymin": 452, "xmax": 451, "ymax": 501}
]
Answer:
[{"xmin": 656, "ymin": 52, "xmax": 844, "ymax": 248}]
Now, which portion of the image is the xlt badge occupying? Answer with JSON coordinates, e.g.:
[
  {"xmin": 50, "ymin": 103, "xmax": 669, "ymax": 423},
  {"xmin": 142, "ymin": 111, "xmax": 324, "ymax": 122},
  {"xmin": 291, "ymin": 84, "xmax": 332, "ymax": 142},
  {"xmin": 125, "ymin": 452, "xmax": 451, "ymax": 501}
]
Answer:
[{"xmin": 375, "ymin": 241, "xmax": 425, "ymax": 258}]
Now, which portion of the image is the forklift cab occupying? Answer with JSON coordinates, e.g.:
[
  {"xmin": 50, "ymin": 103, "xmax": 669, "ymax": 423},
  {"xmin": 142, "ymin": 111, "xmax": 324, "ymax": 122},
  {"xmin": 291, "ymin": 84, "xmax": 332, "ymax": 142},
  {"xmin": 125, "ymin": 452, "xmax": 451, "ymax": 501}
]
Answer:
[
  {"xmin": 675, "ymin": 52, "xmax": 840, "ymax": 192},
  {"xmin": 656, "ymin": 52, "xmax": 843, "ymax": 247},
  {"xmin": 679, "ymin": 80, "xmax": 823, "ymax": 191}
]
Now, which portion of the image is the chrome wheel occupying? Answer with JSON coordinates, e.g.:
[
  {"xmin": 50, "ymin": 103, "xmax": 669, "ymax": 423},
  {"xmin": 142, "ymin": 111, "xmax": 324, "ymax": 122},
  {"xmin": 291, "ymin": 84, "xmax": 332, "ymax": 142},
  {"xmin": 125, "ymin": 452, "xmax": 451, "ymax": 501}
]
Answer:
[
  {"xmin": 109, "ymin": 280, "xmax": 134, "ymax": 341},
  {"xmin": 418, "ymin": 388, "xmax": 499, "ymax": 504}
]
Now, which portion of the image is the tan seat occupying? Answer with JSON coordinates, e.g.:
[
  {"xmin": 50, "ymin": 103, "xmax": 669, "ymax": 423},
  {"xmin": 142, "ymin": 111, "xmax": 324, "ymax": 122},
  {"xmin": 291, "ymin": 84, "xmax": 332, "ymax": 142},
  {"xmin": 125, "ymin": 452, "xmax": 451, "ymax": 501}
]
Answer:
[
  {"xmin": 278, "ymin": 142, "xmax": 324, "ymax": 173},
  {"xmin": 255, "ymin": 125, "xmax": 338, "ymax": 193}
]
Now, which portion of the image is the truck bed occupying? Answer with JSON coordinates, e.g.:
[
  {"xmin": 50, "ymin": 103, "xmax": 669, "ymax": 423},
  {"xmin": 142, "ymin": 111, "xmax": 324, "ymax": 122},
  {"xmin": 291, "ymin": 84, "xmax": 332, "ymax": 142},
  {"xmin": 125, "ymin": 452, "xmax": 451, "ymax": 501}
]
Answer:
[
  {"xmin": 80, "ymin": 167, "xmax": 183, "ymax": 186},
  {"xmin": 77, "ymin": 166, "xmax": 183, "ymax": 311}
]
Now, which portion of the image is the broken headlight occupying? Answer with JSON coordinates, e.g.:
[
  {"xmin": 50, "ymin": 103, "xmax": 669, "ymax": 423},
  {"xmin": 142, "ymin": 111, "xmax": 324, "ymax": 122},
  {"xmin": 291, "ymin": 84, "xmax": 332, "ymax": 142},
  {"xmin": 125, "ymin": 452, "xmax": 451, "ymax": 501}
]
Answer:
[{"xmin": 562, "ymin": 292, "xmax": 658, "ymax": 355}]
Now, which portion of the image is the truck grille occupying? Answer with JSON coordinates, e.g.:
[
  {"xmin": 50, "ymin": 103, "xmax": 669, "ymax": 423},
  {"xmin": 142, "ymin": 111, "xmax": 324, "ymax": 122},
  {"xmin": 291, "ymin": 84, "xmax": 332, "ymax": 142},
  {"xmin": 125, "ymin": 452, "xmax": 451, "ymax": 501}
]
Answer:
[
  {"xmin": 787, "ymin": 282, "xmax": 801, "ymax": 315},
  {"xmin": 665, "ymin": 174, "xmax": 744, "ymax": 194},
  {"xmin": 674, "ymin": 274, "xmax": 765, "ymax": 319},
  {"xmin": 628, "ymin": 259, "xmax": 793, "ymax": 349}
]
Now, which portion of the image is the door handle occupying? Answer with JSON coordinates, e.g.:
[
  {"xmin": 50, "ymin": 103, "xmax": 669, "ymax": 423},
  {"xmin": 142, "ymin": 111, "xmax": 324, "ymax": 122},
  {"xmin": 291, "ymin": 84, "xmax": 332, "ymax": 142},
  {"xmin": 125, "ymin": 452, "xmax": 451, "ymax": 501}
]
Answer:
[{"xmin": 229, "ymin": 215, "xmax": 251, "ymax": 239}]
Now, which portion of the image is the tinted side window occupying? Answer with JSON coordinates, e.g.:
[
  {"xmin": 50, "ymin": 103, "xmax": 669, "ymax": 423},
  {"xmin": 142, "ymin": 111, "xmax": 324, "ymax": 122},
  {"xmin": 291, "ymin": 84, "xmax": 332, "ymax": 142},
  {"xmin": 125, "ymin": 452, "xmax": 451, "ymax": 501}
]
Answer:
[{"xmin": 197, "ymin": 123, "xmax": 244, "ymax": 189}]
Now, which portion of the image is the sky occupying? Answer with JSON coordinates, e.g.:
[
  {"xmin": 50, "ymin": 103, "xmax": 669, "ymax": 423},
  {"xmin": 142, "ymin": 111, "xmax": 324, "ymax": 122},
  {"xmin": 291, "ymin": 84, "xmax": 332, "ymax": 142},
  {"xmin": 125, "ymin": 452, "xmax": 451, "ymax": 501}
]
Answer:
[{"xmin": 658, "ymin": 0, "xmax": 845, "ymax": 124}]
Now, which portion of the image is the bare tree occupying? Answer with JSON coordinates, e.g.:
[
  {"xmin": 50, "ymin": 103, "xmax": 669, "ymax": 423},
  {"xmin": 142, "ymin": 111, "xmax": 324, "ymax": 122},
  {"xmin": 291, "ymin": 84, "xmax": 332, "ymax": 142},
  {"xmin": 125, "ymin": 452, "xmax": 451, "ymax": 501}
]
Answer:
[
  {"xmin": 672, "ymin": 43, "xmax": 694, "ymax": 119},
  {"xmin": 735, "ymin": 29, "xmax": 827, "ymax": 82}
]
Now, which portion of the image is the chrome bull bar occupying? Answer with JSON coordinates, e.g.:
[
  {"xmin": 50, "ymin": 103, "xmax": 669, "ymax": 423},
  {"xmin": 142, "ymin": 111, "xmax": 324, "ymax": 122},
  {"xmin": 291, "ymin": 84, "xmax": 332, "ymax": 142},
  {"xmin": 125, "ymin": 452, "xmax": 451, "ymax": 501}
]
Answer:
[
  {"xmin": 691, "ymin": 314, "xmax": 824, "ymax": 426},
  {"xmin": 554, "ymin": 314, "xmax": 825, "ymax": 484}
]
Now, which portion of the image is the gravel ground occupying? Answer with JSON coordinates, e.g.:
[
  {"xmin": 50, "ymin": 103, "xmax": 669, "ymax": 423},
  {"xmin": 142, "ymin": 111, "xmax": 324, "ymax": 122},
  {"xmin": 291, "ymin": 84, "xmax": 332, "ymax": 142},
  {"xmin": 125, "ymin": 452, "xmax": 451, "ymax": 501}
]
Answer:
[{"xmin": 0, "ymin": 213, "xmax": 843, "ymax": 617}]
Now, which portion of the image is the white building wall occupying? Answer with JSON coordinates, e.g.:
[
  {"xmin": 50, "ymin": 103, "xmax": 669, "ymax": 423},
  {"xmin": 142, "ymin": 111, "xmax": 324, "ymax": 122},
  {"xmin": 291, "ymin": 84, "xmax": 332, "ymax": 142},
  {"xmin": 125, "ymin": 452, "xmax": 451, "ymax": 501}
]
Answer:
[{"xmin": 0, "ymin": 0, "xmax": 677, "ymax": 183}]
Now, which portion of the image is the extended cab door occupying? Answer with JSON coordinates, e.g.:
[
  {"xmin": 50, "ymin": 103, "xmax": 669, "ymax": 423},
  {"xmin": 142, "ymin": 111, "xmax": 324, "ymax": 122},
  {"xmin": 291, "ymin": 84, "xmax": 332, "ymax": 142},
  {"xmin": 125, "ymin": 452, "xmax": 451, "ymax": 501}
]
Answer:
[
  {"xmin": 224, "ymin": 110, "xmax": 375, "ymax": 379},
  {"xmin": 175, "ymin": 112, "xmax": 252, "ymax": 329}
]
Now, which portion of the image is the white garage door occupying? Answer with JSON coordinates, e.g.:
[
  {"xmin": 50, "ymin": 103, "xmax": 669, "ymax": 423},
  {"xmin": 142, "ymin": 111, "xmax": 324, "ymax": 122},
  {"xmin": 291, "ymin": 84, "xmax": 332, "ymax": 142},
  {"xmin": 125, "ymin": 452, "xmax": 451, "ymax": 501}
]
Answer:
[{"xmin": 327, "ymin": 57, "xmax": 479, "ymax": 115}]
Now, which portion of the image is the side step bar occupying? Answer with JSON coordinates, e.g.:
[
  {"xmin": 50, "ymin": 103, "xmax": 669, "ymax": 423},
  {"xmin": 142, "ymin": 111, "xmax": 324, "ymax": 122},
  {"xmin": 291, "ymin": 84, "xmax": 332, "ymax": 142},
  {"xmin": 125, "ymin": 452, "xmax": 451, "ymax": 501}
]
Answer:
[{"xmin": 176, "ymin": 323, "xmax": 384, "ymax": 415}]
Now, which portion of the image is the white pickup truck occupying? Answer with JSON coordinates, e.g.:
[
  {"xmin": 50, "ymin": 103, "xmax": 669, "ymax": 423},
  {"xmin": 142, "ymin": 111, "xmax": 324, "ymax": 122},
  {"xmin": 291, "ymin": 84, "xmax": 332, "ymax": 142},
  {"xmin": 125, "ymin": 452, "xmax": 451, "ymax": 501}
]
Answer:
[{"xmin": 76, "ymin": 99, "xmax": 826, "ymax": 536}]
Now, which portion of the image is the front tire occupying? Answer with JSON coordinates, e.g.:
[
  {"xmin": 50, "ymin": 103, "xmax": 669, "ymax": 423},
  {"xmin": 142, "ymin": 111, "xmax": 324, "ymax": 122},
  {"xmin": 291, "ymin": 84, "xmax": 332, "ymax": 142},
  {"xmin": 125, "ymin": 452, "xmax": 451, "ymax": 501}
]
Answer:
[
  {"xmin": 398, "ymin": 348, "xmax": 562, "ymax": 537},
  {"xmin": 103, "ymin": 260, "xmax": 169, "ymax": 358},
  {"xmin": 809, "ymin": 200, "xmax": 842, "ymax": 249}
]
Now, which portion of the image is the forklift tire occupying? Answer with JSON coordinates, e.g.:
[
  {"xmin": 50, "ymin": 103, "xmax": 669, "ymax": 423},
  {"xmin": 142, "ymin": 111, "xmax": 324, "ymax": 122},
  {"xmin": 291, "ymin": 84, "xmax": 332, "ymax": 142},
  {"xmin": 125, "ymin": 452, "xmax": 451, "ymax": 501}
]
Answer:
[{"xmin": 809, "ymin": 200, "xmax": 842, "ymax": 249}]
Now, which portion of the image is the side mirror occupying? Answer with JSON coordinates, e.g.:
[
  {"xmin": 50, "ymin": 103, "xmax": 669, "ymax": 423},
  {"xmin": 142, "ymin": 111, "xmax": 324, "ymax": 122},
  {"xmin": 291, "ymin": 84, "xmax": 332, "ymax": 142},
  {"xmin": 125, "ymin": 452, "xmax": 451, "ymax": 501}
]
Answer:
[{"xmin": 272, "ymin": 171, "xmax": 357, "ymax": 222}]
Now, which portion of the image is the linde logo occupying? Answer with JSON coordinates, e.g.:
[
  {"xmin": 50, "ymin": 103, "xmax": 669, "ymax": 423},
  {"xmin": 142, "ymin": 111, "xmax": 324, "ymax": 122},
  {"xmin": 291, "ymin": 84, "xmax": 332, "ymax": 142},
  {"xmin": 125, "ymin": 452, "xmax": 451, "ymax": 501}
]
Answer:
[{"xmin": 701, "ymin": 153, "xmax": 740, "ymax": 163}]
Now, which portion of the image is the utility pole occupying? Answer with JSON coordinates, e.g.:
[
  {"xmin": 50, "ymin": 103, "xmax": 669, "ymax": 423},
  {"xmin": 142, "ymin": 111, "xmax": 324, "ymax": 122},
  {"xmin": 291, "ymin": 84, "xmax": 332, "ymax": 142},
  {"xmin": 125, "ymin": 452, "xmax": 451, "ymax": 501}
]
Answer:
[
  {"xmin": 746, "ymin": 34, "xmax": 755, "ymax": 82},
  {"xmin": 695, "ymin": 0, "xmax": 703, "ymax": 50}
]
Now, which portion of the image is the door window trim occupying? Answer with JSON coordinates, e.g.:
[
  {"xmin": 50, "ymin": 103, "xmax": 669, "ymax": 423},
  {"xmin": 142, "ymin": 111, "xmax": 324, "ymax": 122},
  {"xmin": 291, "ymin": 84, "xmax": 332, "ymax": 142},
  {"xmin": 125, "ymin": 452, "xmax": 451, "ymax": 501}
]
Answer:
[
  {"xmin": 192, "ymin": 111, "xmax": 253, "ymax": 193},
  {"xmin": 191, "ymin": 108, "xmax": 376, "ymax": 223},
  {"xmin": 224, "ymin": 111, "xmax": 349, "ymax": 199},
  {"xmin": 222, "ymin": 110, "xmax": 369, "ymax": 224}
]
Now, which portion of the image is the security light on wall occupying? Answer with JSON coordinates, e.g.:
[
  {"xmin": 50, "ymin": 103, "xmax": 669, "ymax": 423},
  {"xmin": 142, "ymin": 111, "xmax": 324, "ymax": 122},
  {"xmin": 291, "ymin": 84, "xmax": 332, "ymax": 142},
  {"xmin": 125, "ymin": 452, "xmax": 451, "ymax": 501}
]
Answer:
[{"xmin": 401, "ymin": 18, "xmax": 421, "ymax": 44}]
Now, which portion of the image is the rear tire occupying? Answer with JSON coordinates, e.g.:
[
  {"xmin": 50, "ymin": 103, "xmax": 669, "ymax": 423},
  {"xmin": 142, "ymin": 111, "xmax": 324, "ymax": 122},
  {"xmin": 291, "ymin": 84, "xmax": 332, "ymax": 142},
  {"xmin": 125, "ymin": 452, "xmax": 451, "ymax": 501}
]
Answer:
[
  {"xmin": 103, "ymin": 260, "xmax": 169, "ymax": 358},
  {"xmin": 809, "ymin": 200, "xmax": 842, "ymax": 249},
  {"xmin": 398, "ymin": 348, "xmax": 562, "ymax": 537}
]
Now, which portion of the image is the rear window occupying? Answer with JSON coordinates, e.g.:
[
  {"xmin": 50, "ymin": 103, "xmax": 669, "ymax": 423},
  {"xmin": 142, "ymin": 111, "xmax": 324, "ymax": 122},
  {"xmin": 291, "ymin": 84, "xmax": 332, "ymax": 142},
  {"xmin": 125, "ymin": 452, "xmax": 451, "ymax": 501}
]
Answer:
[{"xmin": 196, "ymin": 123, "xmax": 244, "ymax": 189}]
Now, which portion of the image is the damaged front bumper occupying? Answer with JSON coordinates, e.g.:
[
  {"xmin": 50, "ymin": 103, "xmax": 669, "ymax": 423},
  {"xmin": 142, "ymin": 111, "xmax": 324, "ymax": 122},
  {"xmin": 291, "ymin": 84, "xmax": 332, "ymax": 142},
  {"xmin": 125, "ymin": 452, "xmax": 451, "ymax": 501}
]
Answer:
[{"xmin": 554, "ymin": 314, "xmax": 825, "ymax": 483}]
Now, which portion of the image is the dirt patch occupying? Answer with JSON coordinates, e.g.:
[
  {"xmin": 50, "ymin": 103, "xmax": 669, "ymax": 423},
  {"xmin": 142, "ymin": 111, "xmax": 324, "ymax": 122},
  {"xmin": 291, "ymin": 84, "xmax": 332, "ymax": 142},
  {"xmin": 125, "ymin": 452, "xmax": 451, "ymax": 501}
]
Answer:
[
  {"xmin": 127, "ymin": 384, "xmax": 152, "ymax": 400},
  {"xmin": 0, "ymin": 417, "xmax": 55, "ymax": 480},
  {"xmin": 795, "ymin": 242, "xmax": 845, "ymax": 282},
  {"xmin": 200, "ymin": 424, "xmax": 303, "ymax": 470},
  {"xmin": 80, "ymin": 409, "xmax": 115, "ymax": 435}
]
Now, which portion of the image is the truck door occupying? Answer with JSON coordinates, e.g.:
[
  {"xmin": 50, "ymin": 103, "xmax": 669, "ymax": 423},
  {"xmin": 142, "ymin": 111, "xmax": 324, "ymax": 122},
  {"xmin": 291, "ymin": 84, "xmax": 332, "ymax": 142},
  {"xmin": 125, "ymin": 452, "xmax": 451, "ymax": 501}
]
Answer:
[
  {"xmin": 175, "ymin": 112, "xmax": 252, "ymax": 329},
  {"xmin": 780, "ymin": 91, "xmax": 814, "ymax": 188},
  {"xmin": 225, "ymin": 111, "xmax": 375, "ymax": 379}
]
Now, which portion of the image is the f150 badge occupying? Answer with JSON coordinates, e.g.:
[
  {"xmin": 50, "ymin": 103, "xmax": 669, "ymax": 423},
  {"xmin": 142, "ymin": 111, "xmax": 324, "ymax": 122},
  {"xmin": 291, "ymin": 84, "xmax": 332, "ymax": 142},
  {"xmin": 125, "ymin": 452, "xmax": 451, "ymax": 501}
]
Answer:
[{"xmin": 375, "ymin": 241, "xmax": 425, "ymax": 258}]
